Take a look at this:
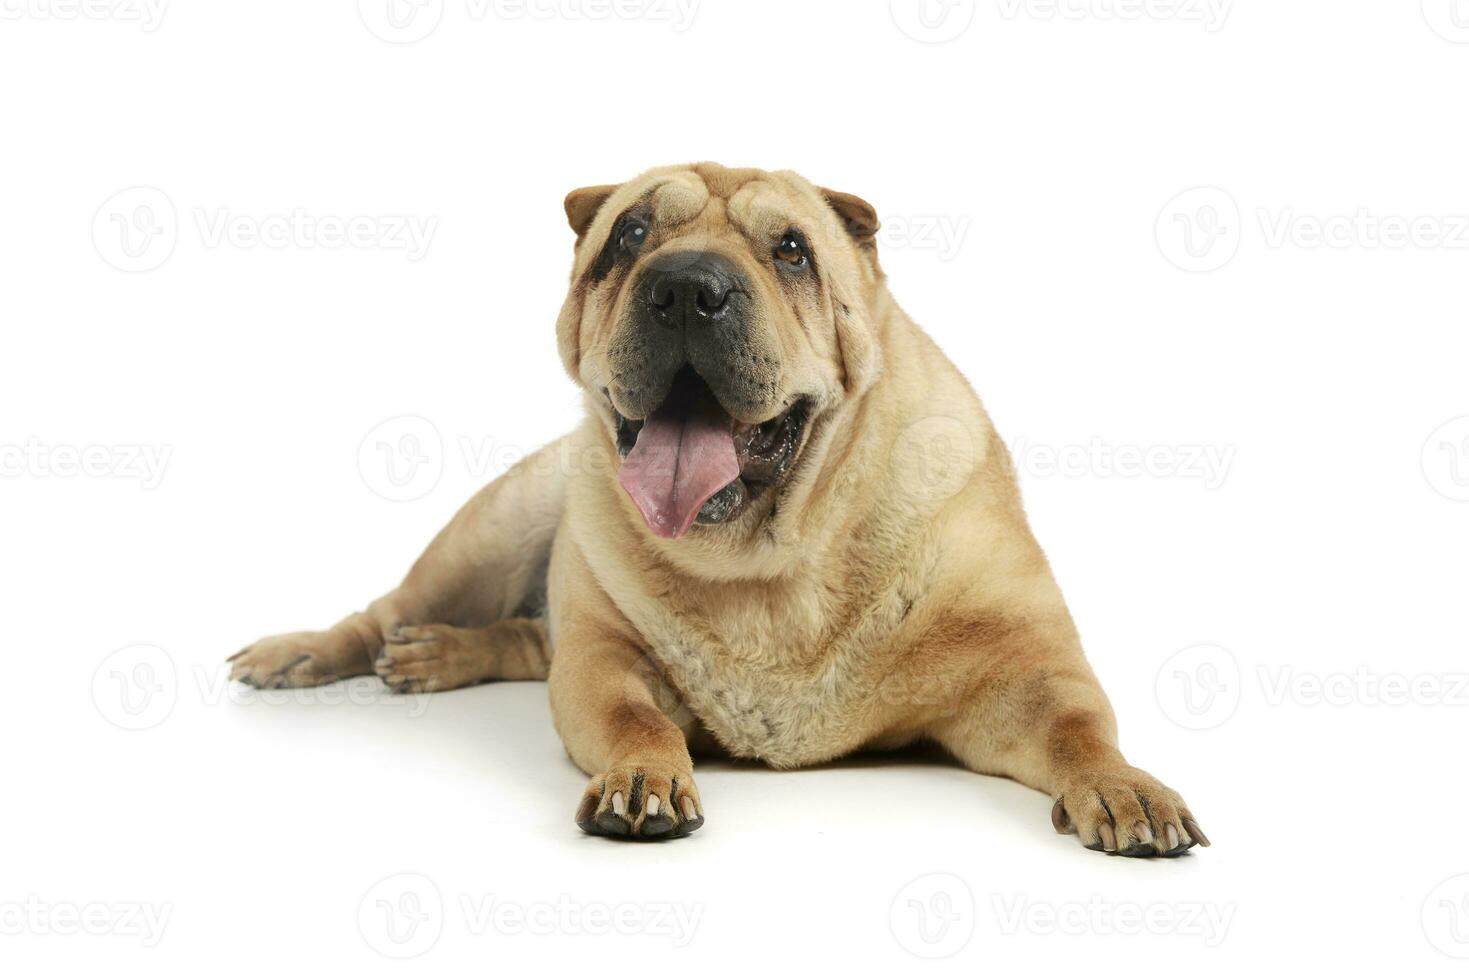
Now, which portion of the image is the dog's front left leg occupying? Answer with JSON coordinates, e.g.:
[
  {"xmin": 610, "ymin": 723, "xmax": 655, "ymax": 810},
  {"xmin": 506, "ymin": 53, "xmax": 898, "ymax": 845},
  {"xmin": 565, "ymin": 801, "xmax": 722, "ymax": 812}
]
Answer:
[
  {"xmin": 926, "ymin": 626, "xmax": 1210, "ymax": 858},
  {"xmin": 546, "ymin": 533, "xmax": 705, "ymax": 840},
  {"xmin": 548, "ymin": 624, "xmax": 705, "ymax": 841}
]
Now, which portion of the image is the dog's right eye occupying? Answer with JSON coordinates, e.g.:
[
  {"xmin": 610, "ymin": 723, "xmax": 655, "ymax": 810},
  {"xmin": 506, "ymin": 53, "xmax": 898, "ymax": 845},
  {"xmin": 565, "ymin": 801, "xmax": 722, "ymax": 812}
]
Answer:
[
  {"xmin": 619, "ymin": 219, "xmax": 648, "ymax": 254},
  {"xmin": 774, "ymin": 231, "xmax": 809, "ymax": 270}
]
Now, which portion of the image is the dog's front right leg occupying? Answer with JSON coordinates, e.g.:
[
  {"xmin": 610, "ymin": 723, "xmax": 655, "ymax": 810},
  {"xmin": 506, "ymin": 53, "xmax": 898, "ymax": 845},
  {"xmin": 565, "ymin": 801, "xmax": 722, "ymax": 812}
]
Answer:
[
  {"xmin": 228, "ymin": 438, "xmax": 569, "ymax": 689},
  {"xmin": 549, "ymin": 625, "xmax": 705, "ymax": 840}
]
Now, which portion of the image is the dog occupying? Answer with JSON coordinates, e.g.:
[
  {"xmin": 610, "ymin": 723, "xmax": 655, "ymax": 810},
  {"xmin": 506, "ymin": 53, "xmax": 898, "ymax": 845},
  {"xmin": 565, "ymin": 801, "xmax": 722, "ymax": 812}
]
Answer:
[{"xmin": 228, "ymin": 162, "xmax": 1208, "ymax": 856}]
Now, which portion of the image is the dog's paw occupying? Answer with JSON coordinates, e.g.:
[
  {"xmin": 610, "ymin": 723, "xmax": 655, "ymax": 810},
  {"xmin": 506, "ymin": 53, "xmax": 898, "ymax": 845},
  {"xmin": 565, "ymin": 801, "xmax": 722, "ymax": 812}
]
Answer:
[
  {"xmin": 1050, "ymin": 766, "xmax": 1209, "ymax": 858},
  {"xmin": 374, "ymin": 624, "xmax": 493, "ymax": 693},
  {"xmin": 228, "ymin": 631, "xmax": 356, "ymax": 688},
  {"xmin": 575, "ymin": 765, "xmax": 704, "ymax": 841}
]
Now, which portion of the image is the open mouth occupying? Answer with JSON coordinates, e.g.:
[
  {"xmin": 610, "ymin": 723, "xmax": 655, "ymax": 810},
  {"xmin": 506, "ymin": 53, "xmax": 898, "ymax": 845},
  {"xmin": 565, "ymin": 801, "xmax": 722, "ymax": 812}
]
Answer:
[{"xmin": 613, "ymin": 368, "xmax": 809, "ymax": 539}]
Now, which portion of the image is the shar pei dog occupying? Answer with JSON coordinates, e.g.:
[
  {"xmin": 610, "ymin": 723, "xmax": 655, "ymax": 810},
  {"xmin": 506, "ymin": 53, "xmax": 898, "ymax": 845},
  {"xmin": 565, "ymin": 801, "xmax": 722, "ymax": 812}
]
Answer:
[{"xmin": 228, "ymin": 162, "xmax": 1209, "ymax": 857}]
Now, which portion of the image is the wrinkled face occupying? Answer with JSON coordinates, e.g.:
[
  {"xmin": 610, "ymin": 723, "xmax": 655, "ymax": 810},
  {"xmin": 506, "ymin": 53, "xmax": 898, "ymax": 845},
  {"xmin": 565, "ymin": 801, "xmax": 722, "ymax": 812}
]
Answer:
[{"xmin": 556, "ymin": 164, "xmax": 882, "ymax": 541}]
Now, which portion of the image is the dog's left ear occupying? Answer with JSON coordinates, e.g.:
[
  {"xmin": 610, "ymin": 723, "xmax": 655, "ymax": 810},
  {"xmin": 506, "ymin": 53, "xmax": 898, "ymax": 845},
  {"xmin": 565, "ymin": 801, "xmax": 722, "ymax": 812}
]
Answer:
[
  {"xmin": 816, "ymin": 187, "xmax": 883, "ymax": 395},
  {"xmin": 820, "ymin": 187, "xmax": 880, "ymax": 249},
  {"xmin": 563, "ymin": 184, "xmax": 618, "ymax": 242}
]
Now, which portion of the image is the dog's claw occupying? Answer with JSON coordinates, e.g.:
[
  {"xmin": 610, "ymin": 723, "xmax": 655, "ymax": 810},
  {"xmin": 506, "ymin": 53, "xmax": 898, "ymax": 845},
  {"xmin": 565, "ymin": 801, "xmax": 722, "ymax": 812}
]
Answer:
[
  {"xmin": 1051, "ymin": 798, "xmax": 1071, "ymax": 833},
  {"xmin": 577, "ymin": 766, "xmax": 703, "ymax": 841},
  {"xmin": 1052, "ymin": 766, "xmax": 1202, "ymax": 858}
]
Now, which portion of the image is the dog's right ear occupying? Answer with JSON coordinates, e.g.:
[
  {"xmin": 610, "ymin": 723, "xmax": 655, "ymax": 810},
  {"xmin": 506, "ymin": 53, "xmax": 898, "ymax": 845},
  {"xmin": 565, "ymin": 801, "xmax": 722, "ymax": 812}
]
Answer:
[{"xmin": 563, "ymin": 184, "xmax": 618, "ymax": 243}]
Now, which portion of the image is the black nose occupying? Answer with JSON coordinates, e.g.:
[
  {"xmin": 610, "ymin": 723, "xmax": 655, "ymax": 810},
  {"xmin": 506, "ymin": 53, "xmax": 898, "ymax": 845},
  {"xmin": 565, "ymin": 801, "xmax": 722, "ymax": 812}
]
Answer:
[{"xmin": 646, "ymin": 251, "xmax": 738, "ymax": 325}]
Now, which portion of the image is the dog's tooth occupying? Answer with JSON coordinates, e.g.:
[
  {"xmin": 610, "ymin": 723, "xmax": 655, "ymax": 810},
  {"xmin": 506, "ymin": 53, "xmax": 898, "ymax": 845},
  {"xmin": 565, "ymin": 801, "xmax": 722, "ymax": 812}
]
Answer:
[
  {"xmin": 647, "ymin": 794, "xmax": 660, "ymax": 816},
  {"xmin": 611, "ymin": 791, "xmax": 626, "ymax": 817}
]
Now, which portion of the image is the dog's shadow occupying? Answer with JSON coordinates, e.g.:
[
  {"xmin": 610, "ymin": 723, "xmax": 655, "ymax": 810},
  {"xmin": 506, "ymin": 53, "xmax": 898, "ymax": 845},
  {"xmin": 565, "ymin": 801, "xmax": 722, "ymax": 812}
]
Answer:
[
  {"xmin": 692, "ymin": 741, "xmax": 1051, "ymax": 842},
  {"xmin": 224, "ymin": 677, "xmax": 1151, "ymax": 855}
]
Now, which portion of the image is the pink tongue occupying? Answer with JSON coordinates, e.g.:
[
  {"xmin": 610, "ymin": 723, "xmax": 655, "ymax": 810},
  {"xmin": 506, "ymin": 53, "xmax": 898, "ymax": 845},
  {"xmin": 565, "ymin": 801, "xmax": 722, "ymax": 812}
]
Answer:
[{"xmin": 618, "ymin": 387, "xmax": 740, "ymax": 539}]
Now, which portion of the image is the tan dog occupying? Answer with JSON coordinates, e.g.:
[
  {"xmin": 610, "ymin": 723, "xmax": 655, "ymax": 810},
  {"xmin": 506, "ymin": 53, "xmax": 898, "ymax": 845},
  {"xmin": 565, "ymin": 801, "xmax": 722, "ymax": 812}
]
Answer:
[{"xmin": 228, "ymin": 163, "xmax": 1209, "ymax": 856}]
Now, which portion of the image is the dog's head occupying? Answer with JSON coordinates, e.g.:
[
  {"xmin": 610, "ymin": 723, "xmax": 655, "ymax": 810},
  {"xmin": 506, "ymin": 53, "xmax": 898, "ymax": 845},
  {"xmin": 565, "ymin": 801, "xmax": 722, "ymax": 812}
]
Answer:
[{"xmin": 556, "ymin": 163, "xmax": 884, "ymax": 540}]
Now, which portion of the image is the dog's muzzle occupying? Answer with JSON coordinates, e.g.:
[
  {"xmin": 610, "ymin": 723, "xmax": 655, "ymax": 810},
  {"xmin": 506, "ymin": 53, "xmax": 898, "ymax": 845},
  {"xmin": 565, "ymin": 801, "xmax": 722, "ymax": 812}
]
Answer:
[{"xmin": 608, "ymin": 250, "xmax": 805, "ymax": 539}]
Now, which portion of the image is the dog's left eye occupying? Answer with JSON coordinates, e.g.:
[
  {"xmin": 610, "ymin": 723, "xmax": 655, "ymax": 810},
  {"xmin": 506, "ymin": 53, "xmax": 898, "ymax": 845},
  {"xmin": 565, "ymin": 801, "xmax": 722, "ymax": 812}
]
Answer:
[
  {"xmin": 774, "ymin": 232, "xmax": 807, "ymax": 269},
  {"xmin": 619, "ymin": 219, "xmax": 649, "ymax": 254}
]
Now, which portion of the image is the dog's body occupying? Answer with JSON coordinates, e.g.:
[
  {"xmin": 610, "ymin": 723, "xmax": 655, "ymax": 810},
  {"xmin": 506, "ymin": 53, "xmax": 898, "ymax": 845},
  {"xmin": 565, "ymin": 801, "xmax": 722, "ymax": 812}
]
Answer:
[{"xmin": 230, "ymin": 163, "xmax": 1207, "ymax": 855}]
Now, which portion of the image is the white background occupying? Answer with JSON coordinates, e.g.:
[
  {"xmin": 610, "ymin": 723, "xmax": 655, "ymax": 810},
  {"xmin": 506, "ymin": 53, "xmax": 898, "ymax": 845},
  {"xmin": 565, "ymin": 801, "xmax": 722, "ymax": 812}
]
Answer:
[{"xmin": 4, "ymin": 0, "xmax": 1469, "ymax": 975}]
